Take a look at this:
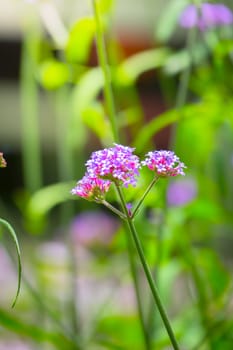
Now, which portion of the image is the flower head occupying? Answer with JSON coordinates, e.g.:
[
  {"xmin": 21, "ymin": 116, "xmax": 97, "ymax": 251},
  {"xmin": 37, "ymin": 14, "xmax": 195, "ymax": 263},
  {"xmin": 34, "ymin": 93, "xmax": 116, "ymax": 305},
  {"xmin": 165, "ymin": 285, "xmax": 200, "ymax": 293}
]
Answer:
[
  {"xmin": 179, "ymin": 3, "xmax": 233, "ymax": 30},
  {"xmin": 167, "ymin": 178, "xmax": 197, "ymax": 206},
  {"xmin": 86, "ymin": 143, "xmax": 140, "ymax": 187},
  {"xmin": 142, "ymin": 150, "xmax": 186, "ymax": 177},
  {"xmin": 71, "ymin": 175, "xmax": 111, "ymax": 201},
  {"xmin": 0, "ymin": 153, "xmax": 7, "ymax": 168}
]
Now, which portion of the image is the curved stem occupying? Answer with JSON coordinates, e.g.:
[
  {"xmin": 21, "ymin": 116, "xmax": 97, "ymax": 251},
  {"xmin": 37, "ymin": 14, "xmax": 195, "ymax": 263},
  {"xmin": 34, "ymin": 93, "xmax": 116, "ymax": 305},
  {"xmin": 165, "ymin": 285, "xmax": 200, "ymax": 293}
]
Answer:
[
  {"xmin": 92, "ymin": 0, "xmax": 119, "ymax": 142},
  {"xmin": 115, "ymin": 186, "xmax": 180, "ymax": 350},
  {"xmin": 132, "ymin": 176, "xmax": 159, "ymax": 219},
  {"xmin": 0, "ymin": 218, "xmax": 21, "ymax": 308}
]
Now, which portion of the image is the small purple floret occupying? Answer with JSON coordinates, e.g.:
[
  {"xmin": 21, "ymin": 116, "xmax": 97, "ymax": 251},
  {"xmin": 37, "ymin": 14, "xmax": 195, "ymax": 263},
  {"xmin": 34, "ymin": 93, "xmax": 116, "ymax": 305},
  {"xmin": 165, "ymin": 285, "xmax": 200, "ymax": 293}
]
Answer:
[
  {"xmin": 142, "ymin": 150, "xmax": 186, "ymax": 177},
  {"xmin": 86, "ymin": 143, "xmax": 141, "ymax": 187},
  {"xmin": 179, "ymin": 3, "xmax": 233, "ymax": 30}
]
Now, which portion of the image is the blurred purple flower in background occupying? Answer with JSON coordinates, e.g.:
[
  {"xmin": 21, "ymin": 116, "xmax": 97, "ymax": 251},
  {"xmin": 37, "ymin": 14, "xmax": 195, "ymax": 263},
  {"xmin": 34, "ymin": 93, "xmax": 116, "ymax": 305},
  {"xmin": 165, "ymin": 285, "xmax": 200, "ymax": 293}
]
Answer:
[
  {"xmin": 179, "ymin": 3, "xmax": 233, "ymax": 30},
  {"xmin": 167, "ymin": 177, "xmax": 197, "ymax": 206},
  {"xmin": 70, "ymin": 211, "xmax": 119, "ymax": 247}
]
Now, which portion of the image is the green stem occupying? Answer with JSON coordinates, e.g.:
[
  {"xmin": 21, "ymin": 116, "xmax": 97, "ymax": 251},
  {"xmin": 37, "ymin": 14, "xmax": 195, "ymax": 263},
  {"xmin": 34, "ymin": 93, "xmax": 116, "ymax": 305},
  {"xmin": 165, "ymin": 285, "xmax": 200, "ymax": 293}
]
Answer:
[
  {"xmin": 180, "ymin": 232, "xmax": 214, "ymax": 350},
  {"xmin": 175, "ymin": 26, "xmax": 197, "ymax": 109},
  {"xmin": 146, "ymin": 209, "xmax": 165, "ymax": 345},
  {"xmin": 20, "ymin": 26, "xmax": 43, "ymax": 192},
  {"xmin": 54, "ymin": 88, "xmax": 75, "ymax": 223},
  {"xmin": 92, "ymin": 0, "xmax": 119, "ymax": 143},
  {"xmin": 132, "ymin": 176, "xmax": 159, "ymax": 219},
  {"xmin": 115, "ymin": 186, "xmax": 180, "ymax": 350},
  {"xmin": 0, "ymin": 219, "xmax": 21, "ymax": 308},
  {"xmin": 114, "ymin": 187, "xmax": 151, "ymax": 349},
  {"xmin": 101, "ymin": 199, "xmax": 126, "ymax": 220},
  {"xmin": 170, "ymin": 25, "xmax": 197, "ymax": 149},
  {"xmin": 124, "ymin": 221, "xmax": 151, "ymax": 350}
]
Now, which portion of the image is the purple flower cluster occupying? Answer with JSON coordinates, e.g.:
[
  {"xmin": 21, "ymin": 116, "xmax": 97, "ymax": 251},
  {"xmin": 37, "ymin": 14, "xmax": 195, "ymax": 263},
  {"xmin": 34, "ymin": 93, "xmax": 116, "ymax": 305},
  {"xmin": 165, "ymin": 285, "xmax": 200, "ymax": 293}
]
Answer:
[
  {"xmin": 142, "ymin": 150, "xmax": 186, "ymax": 177},
  {"xmin": 71, "ymin": 145, "xmax": 186, "ymax": 201},
  {"xmin": 0, "ymin": 152, "xmax": 6, "ymax": 168},
  {"xmin": 86, "ymin": 143, "xmax": 141, "ymax": 187},
  {"xmin": 71, "ymin": 144, "xmax": 141, "ymax": 201},
  {"xmin": 179, "ymin": 3, "xmax": 233, "ymax": 30}
]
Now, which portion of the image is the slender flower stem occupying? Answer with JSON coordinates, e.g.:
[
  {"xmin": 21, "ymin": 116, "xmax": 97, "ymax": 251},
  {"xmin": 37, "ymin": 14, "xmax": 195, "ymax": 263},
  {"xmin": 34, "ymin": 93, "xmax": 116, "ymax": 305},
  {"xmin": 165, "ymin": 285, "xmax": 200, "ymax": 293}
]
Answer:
[
  {"xmin": 101, "ymin": 199, "xmax": 127, "ymax": 220},
  {"xmin": 92, "ymin": 0, "xmax": 119, "ymax": 142},
  {"xmin": 170, "ymin": 25, "xmax": 197, "ymax": 148},
  {"xmin": 115, "ymin": 185, "xmax": 180, "ymax": 350},
  {"xmin": 132, "ymin": 176, "xmax": 159, "ymax": 219},
  {"xmin": 114, "ymin": 187, "xmax": 151, "ymax": 349},
  {"xmin": 123, "ymin": 221, "xmax": 151, "ymax": 350}
]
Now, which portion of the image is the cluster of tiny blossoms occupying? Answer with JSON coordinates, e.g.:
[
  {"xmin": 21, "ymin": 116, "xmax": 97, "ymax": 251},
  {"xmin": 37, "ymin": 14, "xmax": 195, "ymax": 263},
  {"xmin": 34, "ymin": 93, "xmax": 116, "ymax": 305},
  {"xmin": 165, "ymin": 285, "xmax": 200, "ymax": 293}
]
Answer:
[
  {"xmin": 142, "ymin": 150, "xmax": 186, "ymax": 177},
  {"xmin": 86, "ymin": 144, "xmax": 140, "ymax": 187},
  {"xmin": 71, "ymin": 145, "xmax": 186, "ymax": 201},
  {"xmin": 71, "ymin": 175, "xmax": 111, "ymax": 201}
]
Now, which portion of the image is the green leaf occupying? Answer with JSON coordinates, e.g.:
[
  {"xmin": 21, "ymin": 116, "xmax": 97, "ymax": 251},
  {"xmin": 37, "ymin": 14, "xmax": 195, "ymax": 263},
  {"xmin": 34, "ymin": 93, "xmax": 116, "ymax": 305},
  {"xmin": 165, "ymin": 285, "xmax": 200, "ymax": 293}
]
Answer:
[
  {"xmin": 72, "ymin": 67, "xmax": 104, "ymax": 115},
  {"xmin": 70, "ymin": 68, "xmax": 113, "ymax": 143},
  {"xmin": 197, "ymin": 249, "xmax": 230, "ymax": 300},
  {"xmin": 25, "ymin": 182, "xmax": 75, "ymax": 233},
  {"xmin": 96, "ymin": 315, "xmax": 144, "ymax": 349},
  {"xmin": 65, "ymin": 17, "xmax": 96, "ymax": 63},
  {"xmin": 133, "ymin": 108, "xmax": 181, "ymax": 152},
  {"xmin": 0, "ymin": 219, "xmax": 21, "ymax": 308},
  {"xmin": 38, "ymin": 59, "xmax": 69, "ymax": 90},
  {"xmin": 97, "ymin": 0, "xmax": 114, "ymax": 15},
  {"xmin": 82, "ymin": 102, "xmax": 112, "ymax": 142},
  {"xmin": 164, "ymin": 44, "xmax": 207, "ymax": 75},
  {"xmin": 155, "ymin": 0, "xmax": 188, "ymax": 42},
  {"xmin": 116, "ymin": 48, "xmax": 170, "ymax": 85},
  {"xmin": 0, "ymin": 308, "xmax": 75, "ymax": 348}
]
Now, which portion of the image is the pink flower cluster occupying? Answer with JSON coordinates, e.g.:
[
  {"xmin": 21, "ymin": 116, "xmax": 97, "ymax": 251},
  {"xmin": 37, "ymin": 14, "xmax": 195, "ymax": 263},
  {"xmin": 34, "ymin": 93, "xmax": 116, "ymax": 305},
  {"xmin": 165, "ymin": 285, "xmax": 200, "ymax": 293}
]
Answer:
[
  {"xmin": 71, "ymin": 175, "xmax": 111, "ymax": 201},
  {"xmin": 142, "ymin": 150, "xmax": 186, "ymax": 177},
  {"xmin": 71, "ymin": 146, "xmax": 186, "ymax": 201}
]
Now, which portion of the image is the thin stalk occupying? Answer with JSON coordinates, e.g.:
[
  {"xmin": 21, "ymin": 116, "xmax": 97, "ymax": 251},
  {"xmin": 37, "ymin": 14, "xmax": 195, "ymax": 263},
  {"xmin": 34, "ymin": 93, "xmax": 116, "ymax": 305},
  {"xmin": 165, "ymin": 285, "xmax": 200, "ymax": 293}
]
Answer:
[
  {"xmin": 132, "ymin": 176, "xmax": 159, "ymax": 219},
  {"xmin": 20, "ymin": 27, "xmax": 43, "ymax": 192},
  {"xmin": 66, "ymin": 239, "xmax": 83, "ymax": 350},
  {"xmin": 123, "ymin": 221, "xmax": 151, "ymax": 350},
  {"xmin": 180, "ymin": 232, "xmax": 214, "ymax": 350},
  {"xmin": 175, "ymin": 26, "xmax": 197, "ymax": 109},
  {"xmin": 170, "ymin": 25, "xmax": 197, "ymax": 148},
  {"xmin": 113, "ymin": 187, "xmax": 151, "ymax": 350},
  {"xmin": 92, "ymin": 0, "xmax": 119, "ymax": 142},
  {"xmin": 54, "ymin": 88, "xmax": 75, "ymax": 223},
  {"xmin": 146, "ymin": 209, "xmax": 166, "ymax": 345},
  {"xmin": 115, "ymin": 185, "xmax": 180, "ymax": 350},
  {"xmin": 101, "ymin": 200, "xmax": 127, "ymax": 220}
]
